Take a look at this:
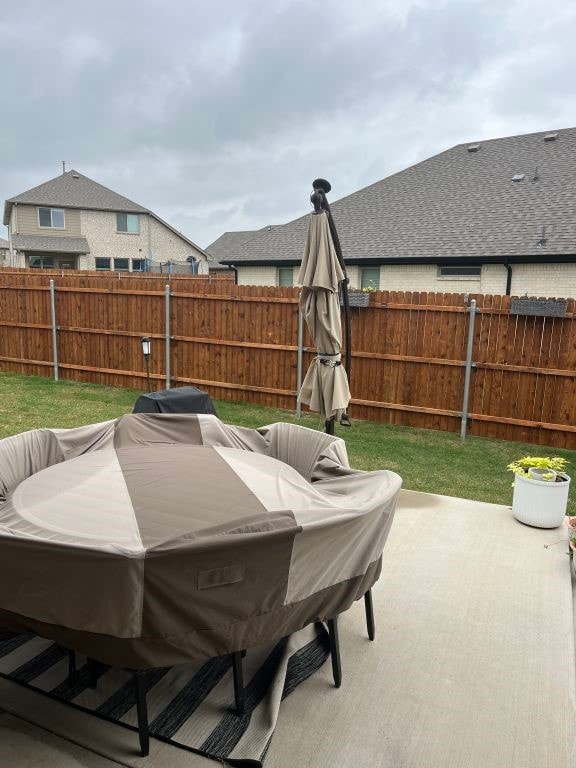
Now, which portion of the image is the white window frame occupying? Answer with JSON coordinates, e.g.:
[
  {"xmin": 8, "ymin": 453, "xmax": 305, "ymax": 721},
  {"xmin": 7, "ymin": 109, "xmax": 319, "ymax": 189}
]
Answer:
[
  {"xmin": 116, "ymin": 213, "xmax": 140, "ymax": 234},
  {"xmin": 38, "ymin": 207, "xmax": 65, "ymax": 229}
]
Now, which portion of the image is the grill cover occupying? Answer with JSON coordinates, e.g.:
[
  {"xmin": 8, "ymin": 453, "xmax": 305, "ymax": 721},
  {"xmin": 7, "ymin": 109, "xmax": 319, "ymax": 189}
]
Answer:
[{"xmin": 133, "ymin": 386, "xmax": 217, "ymax": 415}]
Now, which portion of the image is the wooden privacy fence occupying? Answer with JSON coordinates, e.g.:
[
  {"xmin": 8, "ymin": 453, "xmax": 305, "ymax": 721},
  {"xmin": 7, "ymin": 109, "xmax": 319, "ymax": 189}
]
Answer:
[{"xmin": 1, "ymin": 271, "xmax": 575, "ymax": 448}]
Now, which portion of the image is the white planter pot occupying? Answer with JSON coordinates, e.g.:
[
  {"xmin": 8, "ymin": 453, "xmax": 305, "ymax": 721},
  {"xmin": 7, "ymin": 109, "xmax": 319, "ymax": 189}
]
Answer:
[{"xmin": 512, "ymin": 472, "xmax": 571, "ymax": 528}]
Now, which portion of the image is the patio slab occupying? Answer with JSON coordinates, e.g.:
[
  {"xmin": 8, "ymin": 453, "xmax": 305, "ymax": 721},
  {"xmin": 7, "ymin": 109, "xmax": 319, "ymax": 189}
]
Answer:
[{"xmin": 0, "ymin": 489, "xmax": 574, "ymax": 768}]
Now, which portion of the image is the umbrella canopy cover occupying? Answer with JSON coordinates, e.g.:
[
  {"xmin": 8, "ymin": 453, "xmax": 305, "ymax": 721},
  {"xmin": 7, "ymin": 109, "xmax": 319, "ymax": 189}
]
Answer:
[{"xmin": 297, "ymin": 212, "xmax": 350, "ymax": 419}]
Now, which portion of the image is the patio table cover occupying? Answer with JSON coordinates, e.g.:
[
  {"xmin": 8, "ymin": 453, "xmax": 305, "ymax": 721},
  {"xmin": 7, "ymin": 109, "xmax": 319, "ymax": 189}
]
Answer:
[{"xmin": 0, "ymin": 414, "xmax": 401, "ymax": 668}]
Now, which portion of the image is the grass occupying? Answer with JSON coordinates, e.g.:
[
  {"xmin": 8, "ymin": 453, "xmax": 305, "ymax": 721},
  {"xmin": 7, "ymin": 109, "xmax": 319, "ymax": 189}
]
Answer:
[{"xmin": 1, "ymin": 371, "xmax": 575, "ymax": 514}]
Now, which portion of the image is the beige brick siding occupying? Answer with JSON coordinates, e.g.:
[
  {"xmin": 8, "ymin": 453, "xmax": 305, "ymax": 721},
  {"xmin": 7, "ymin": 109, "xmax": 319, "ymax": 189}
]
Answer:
[
  {"xmin": 7, "ymin": 205, "xmax": 207, "ymax": 273},
  {"xmin": 236, "ymin": 261, "xmax": 576, "ymax": 297},
  {"xmin": 12, "ymin": 204, "xmax": 82, "ymax": 236},
  {"xmin": 79, "ymin": 211, "xmax": 207, "ymax": 272},
  {"xmin": 148, "ymin": 217, "xmax": 207, "ymax": 273},
  {"xmin": 237, "ymin": 266, "xmax": 278, "ymax": 286},
  {"xmin": 506, "ymin": 263, "xmax": 576, "ymax": 298}
]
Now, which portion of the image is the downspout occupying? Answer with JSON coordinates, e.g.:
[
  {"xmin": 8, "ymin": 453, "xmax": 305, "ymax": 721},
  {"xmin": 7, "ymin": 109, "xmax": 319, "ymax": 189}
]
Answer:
[
  {"xmin": 229, "ymin": 265, "xmax": 238, "ymax": 285},
  {"xmin": 147, "ymin": 213, "xmax": 152, "ymax": 271},
  {"xmin": 504, "ymin": 262, "xmax": 513, "ymax": 296}
]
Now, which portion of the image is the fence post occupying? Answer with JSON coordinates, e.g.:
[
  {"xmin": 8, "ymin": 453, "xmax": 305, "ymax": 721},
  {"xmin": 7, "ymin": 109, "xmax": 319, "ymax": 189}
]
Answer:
[
  {"xmin": 296, "ymin": 306, "xmax": 304, "ymax": 417},
  {"xmin": 49, "ymin": 279, "xmax": 59, "ymax": 381},
  {"xmin": 460, "ymin": 298, "xmax": 477, "ymax": 440},
  {"xmin": 165, "ymin": 284, "xmax": 171, "ymax": 389}
]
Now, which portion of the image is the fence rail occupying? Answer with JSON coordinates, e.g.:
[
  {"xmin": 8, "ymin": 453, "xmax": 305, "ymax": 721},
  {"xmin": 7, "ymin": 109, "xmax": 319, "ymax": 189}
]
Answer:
[{"xmin": 1, "ymin": 269, "xmax": 575, "ymax": 448}]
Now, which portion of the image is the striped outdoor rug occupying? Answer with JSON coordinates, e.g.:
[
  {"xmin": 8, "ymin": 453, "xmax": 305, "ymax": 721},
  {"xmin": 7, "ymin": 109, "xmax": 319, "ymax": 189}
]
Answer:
[{"xmin": 0, "ymin": 623, "xmax": 329, "ymax": 766}]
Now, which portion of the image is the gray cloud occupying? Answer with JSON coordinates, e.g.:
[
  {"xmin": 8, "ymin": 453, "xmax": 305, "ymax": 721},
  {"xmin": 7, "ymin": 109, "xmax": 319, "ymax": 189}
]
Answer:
[{"xmin": 2, "ymin": 0, "xmax": 575, "ymax": 247}]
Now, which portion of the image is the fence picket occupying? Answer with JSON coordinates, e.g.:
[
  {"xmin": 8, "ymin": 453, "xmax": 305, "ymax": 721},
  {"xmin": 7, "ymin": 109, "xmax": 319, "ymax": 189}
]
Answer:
[{"xmin": 1, "ymin": 270, "xmax": 575, "ymax": 447}]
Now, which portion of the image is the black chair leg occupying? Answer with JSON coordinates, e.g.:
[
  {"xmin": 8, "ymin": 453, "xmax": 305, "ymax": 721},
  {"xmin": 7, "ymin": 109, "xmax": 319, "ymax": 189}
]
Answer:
[
  {"xmin": 232, "ymin": 651, "xmax": 245, "ymax": 714},
  {"xmin": 364, "ymin": 589, "xmax": 375, "ymax": 641},
  {"xmin": 87, "ymin": 658, "xmax": 99, "ymax": 689},
  {"xmin": 67, "ymin": 649, "xmax": 77, "ymax": 684},
  {"xmin": 133, "ymin": 671, "xmax": 150, "ymax": 757},
  {"xmin": 327, "ymin": 617, "xmax": 342, "ymax": 688}
]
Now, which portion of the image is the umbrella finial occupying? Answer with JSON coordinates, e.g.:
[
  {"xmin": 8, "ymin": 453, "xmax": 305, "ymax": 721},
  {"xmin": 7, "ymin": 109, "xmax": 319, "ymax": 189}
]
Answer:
[{"xmin": 311, "ymin": 178, "xmax": 332, "ymax": 213}]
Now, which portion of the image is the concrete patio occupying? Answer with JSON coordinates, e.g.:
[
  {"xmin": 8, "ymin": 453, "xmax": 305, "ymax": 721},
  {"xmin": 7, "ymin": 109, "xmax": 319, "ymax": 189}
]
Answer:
[{"xmin": 1, "ymin": 489, "xmax": 575, "ymax": 768}]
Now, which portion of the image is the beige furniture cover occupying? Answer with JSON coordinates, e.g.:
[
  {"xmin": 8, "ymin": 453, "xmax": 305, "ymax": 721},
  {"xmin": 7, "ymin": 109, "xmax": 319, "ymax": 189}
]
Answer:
[{"xmin": 0, "ymin": 415, "xmax": 401, "ymax": 668}]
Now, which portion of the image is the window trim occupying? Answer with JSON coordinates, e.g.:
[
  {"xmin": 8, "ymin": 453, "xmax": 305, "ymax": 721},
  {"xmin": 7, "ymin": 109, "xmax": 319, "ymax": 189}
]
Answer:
[
  {"xmin": 113, "ymin": 257, "xmax": 130, "ymax": 272},
  {"xmin": 95, "ymin": 257, "xmax": 111, "ymax": 271},
  {"xmin": 438, "ymin": 265, "xmax": 481, "ymax": 279},
  {"xmin": 131, "ymin": 258, "xmax": 147, "ymax": 272},
  {"xmin": 116, "ymin": 212, "xmax": 140, "ymax": 234},
  {"xmin": 28, "ymin": 254, "xmax": 54, "ymax": 269},
  {"xmin": 360, "ymin": 266, "xmax": 380, "ymax": 291},
  {"xmin": 38, "ymin": 207, "xmax": 65, "ymax": 229},
  {"xmin": 278, "ymin": 266, "xmax": 294, "ymax": 287}
]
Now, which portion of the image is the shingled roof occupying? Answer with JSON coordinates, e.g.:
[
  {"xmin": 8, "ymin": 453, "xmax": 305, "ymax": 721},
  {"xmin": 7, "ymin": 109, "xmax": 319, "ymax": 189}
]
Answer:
[
  {"xmin": 5, "ymin": 170, "xmax": 148, "ymax": 218},
  {"xmin": 221, "ymin": 127, "xmax": 576, "ymax": 266},
  {"xmin": 11, "ymin": 235, "xmax": 90, "ymax": 254},
  {"xmin": 205, "ymin": 228, "xmax": 272, "ymax": 260}
]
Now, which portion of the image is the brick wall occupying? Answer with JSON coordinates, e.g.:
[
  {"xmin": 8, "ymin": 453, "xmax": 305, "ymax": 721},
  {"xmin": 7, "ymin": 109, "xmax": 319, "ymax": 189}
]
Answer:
[
  {"xmin": 79, "ymin": 211, "xmax": 207, "ymax": 272},
  {"xmin": 237, "ymin": 266, "xmax": 280, "ymax": 286}
]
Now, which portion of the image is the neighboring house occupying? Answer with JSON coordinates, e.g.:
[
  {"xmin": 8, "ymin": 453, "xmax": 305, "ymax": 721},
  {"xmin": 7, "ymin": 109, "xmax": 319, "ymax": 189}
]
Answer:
[
  {"xmin": 0, "ymin": 237, "xmax": 8, "ymax": 264},
  {"xmin": 3, "ymin": 170, "xmax": 210, "ymax": 273},
  {"xmin": 205, "ymin": 228, "xmax": 271, "ymax": 279},
  {"xmin": 218, "ymin": 127, "xmax": 576, "ymax": 297}
]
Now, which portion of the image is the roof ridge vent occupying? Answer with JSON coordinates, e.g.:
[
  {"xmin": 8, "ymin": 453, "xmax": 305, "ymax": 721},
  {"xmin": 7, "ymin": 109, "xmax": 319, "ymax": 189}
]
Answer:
[
  {"xmin": 544, "ymin": 132, "xmax": 558, "ymax": 141},
  {"xmin": 467, "ymin": 143, "xmax": 481, "ymax": 152},
  {"xmin": 512, "ymin": 173, "xmax": 525, "ymax": 182}
]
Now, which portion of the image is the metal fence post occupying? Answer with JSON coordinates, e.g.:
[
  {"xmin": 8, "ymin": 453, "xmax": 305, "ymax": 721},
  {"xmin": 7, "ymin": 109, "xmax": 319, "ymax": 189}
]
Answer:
[
  {"xmin": 49, "ymin": 279, "xmax": 59, "ymax": 381},
  {"xmin": 296, "ymin": 306, "xmax": 304, "ymax": 417},
  {"xmin": 165, "ymin": 284, "xmax": 171, "ymax": 389},
  {"xmin": 460, "ymin": 299, "xmax": 477, "ymax": 440}
]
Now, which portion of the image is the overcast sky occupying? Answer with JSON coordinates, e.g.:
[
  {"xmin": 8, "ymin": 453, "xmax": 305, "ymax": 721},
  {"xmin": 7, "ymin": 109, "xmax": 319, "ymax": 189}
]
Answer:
[{"xmin": 2, "ymin": 0, "xmax": 575, "ymax": 249}]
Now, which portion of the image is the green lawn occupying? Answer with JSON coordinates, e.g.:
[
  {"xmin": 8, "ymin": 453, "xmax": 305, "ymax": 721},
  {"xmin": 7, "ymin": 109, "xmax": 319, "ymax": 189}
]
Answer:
[{"xmin": 1, "ymin": 371, "xmax": 575, "ymax": 514}]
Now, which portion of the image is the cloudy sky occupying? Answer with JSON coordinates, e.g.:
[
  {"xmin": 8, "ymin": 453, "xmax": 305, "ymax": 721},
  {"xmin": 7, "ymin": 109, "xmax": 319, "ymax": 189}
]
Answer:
[{"xmin": 2, "ymin": 0, "xmax": 575, "ymax": 248}]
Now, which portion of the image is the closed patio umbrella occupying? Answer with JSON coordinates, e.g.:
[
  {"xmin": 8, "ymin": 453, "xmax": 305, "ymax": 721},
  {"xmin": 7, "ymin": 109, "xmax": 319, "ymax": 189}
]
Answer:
[{"xmin": 297, "ymin": 179, "xmax": 351, "ymax": 433}]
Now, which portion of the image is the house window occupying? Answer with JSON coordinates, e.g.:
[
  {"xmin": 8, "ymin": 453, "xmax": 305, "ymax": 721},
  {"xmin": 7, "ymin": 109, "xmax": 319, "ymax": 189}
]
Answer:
[
  {"xmin": 360, "ymin": 266, "xmax": 380, "ymax": 290},
  {"xmin": 438, "ymin": 266, "xmax": 481, "ymax": 278},
  {"xmin": 132, "ymin": 258, "xmax": 146, "ymax": 272},
  {"xmin": 116, "ymin": 213, "xmax": 140, "ymax": 233},
  {"xmin": 278, "ymin": 267, "xmax": 293, "ymax": 287},
  {"xmin": 95, "ymin": 258, "xmax": 111, "ymax": 270},
  {"xmin": 114, "ymin": 258, "xmax": 130, "ymax": 271},
  {"xmin": 38, "ymin": 207, "xmax": 65, "ymax": 228},
  {"xmin": 28, "ymin": 255, "xmax": 54, "ymax": 269}
]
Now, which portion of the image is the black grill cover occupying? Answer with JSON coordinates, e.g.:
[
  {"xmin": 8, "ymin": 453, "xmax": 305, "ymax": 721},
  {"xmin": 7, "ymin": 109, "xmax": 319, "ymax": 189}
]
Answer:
[{"xmin": 133, "ymin": 386, "xmax": 217, "ymax": 415}]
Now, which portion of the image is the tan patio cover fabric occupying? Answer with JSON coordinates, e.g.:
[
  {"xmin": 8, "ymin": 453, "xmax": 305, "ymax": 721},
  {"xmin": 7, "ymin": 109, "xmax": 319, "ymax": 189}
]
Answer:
[
  {"xmin": 0, "ymin": 414, "xmax": 401, "ymax": 668},
  {"xmin": 297, "ymin": 211, "xmax": 350, "ymax": 419}
]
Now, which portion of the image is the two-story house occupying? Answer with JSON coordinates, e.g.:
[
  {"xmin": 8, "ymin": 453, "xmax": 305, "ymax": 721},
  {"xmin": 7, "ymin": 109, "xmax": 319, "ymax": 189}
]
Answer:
[{"xmin": 3, "ymin": 170, "xmax": 210, "ymax": 273}]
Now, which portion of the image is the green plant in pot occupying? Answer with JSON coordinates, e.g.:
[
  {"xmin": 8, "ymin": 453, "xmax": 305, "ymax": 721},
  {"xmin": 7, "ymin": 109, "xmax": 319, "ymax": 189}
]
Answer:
[{"xmin": 507, "ymin": 456, "xmax": 570, "ymax": 528}]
